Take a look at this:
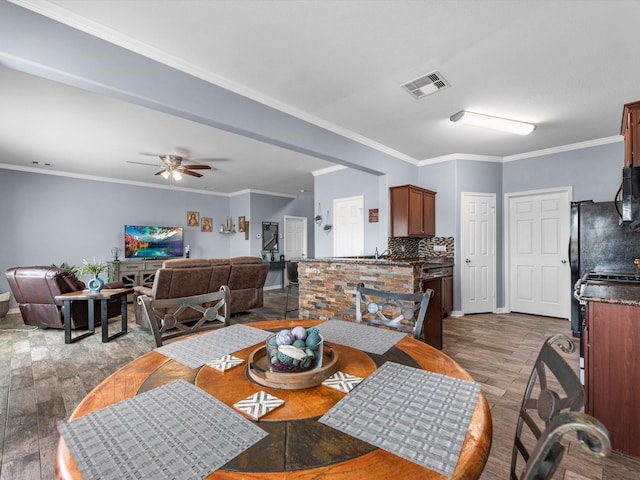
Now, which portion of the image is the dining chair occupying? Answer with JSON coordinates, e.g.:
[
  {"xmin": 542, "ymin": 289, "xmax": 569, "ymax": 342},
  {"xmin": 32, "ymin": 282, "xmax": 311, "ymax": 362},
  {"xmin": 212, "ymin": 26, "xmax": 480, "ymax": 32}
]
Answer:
[
  {"xmin": 284, "ymin": 261, "xmax": 299, "ymax": 319},
  {"xmin": 511, "ymin": 334, "xmax": 611, "ymax": 480},
  {"xmin": 355, "ymin": 283, "xmax": 433, "ymax": 339},
  {"xmin": 137, "ymin": 286, "xmax": 229, "ymax": 347}
]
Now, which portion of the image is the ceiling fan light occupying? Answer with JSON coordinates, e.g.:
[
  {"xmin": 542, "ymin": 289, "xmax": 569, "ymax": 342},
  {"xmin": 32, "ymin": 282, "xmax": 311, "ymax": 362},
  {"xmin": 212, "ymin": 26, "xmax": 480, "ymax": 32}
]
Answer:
[
  {"xmin": 449, "ymin": 110, "xmax": 535, "ymax": 135},
  {"xmin": 160, "ymin": 170, "xmax": 170, "ymax": 179},
  {"xmin": 172, "ymin": 170, "xmax": 182, "ymax": 181}
]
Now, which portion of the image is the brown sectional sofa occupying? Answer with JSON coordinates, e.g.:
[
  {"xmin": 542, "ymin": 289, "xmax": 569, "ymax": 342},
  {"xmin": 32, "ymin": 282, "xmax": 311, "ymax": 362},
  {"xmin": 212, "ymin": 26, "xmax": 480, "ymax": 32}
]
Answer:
[{"xmin": 134, "ymin": 256, "xmax": 270, "ymax": 328}]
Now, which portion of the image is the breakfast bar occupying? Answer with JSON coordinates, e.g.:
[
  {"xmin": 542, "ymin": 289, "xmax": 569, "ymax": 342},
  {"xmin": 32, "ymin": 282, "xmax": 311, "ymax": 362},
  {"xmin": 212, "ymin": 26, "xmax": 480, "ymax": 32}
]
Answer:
[{"xmin": 297, "ymin": 257, "xmax": 454, "ymax": 348}]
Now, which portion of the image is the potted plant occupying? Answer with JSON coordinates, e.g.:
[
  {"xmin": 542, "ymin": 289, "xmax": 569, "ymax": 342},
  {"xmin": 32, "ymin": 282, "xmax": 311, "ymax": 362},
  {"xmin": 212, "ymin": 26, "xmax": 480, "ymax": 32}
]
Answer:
[
  {"xmin": 78, "ymin": 259, "xmax": 110, "ymax": 293},
  {"xmin": 51, "ymin": 262, "xmax": 80, "ymax": 278}
]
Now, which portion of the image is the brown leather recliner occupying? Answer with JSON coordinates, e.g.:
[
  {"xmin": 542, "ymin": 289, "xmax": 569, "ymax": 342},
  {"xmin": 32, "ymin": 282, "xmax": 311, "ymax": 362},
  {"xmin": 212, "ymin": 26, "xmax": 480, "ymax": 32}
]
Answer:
[{"xmin": 5, "ymin": 266, "xmax": 125, "ymax": 329}]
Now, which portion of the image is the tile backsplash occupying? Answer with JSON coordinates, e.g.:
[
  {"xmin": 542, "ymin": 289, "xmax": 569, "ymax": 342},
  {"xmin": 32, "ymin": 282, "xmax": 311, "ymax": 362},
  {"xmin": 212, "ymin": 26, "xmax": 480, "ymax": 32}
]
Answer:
[{"xmin": 388, "ymin": 236, "xmax": 454, "ymax": 258}]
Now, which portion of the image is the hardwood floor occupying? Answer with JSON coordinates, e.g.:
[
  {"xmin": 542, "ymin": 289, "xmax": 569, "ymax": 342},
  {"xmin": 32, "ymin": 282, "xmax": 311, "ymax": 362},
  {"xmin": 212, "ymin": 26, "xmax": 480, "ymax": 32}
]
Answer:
[{"xmin": 1, "ymin": 291, "xmax": 639, "ymax": 479}]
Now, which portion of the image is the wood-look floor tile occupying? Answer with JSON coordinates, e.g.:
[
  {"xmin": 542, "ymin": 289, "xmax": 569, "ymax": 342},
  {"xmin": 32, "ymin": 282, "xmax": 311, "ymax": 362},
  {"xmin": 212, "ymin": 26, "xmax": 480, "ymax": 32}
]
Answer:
[{"xmin": 2, "ymin": 293, "xmax": 640, "ymax": 479}]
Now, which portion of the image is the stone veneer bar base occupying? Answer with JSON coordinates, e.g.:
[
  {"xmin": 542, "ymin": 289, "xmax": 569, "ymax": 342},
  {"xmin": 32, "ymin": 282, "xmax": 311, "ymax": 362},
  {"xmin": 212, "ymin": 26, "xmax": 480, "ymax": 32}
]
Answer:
[{"xmin": 298, "ymin": 260, "xmax": 422, "ymax": 321}]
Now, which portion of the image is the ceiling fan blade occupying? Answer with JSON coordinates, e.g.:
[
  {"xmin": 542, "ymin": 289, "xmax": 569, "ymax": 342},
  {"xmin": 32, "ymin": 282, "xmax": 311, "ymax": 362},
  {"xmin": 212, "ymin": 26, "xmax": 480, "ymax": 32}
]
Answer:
[
  {"xmin": 154, "ymin": 169, "xmax": 168, "ymax": 176},
  {"xmin": 180, "ymin": 168, "xmax": 203, "ymax": 178},
  {"xmin": 127, "ymin": 160, "xmax": 162, "ymax": 167},
  {"xmin": 183, "ymin": 165, "xmax": 212, "ymax": 170}
]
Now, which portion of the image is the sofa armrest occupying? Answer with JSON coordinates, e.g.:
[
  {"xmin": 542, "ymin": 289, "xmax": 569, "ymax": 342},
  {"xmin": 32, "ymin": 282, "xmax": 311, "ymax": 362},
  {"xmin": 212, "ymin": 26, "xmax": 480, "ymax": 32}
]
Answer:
[{"xmin": 134, "ymin": 285, "xmax": 153, "ymax": 296}]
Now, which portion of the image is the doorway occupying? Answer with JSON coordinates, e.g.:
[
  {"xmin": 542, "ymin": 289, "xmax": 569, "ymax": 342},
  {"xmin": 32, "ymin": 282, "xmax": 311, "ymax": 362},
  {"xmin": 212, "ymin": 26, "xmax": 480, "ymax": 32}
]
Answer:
[
  {"xmin": 506, "ymin": 187, "xmax": 571, "ymax": 319},
  {"xmin": 333, "ymin": 196, "xmax": 364, "ymax": 257},
  {"xmin": 284, "ymin": 215, "xmax": 307, "ymax": 265},
  {"xmin": 460, "ymin": 193, "xmax": 497, "ymax": 314}
]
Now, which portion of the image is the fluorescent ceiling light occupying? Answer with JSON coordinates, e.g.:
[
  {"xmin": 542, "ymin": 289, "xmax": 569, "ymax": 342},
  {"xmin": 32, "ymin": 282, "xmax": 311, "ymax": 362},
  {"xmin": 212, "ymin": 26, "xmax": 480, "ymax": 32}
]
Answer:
[{"xmin": 449, "ymin": 110, "xmax": 535, "ymax": 135}]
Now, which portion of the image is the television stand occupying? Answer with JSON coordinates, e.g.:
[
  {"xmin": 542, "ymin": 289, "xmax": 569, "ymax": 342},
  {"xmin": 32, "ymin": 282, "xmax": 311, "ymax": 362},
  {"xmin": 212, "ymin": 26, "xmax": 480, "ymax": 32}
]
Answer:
[{"xmin": 108, "ymin": 259, "xmax": 165, "ymax": 290}]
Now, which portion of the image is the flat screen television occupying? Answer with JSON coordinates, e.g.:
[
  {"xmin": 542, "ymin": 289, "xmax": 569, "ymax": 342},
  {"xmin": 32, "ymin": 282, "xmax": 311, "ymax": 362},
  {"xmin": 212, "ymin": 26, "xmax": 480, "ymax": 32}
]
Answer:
[{"xmin": 124, "ymin": 225, "xmax": 184, "ymax": 259}]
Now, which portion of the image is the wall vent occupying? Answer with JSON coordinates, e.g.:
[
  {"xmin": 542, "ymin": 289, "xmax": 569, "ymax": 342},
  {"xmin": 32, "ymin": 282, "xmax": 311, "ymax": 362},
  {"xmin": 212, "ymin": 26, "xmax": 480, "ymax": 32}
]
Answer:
[{"xmin": 401, "ymin": 71, "xmax": 450, "ymax": 99}]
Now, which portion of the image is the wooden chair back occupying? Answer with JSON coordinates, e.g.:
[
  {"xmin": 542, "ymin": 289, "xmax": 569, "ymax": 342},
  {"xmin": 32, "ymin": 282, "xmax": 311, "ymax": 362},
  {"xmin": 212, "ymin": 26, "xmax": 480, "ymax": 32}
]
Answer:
[
  {"xmin": 355, "ymin": 283, "xmax": 432, "ymax": 339},
  {"xmin": 137, "ymin": 286, "xmax": 229, "ymax": 347}
]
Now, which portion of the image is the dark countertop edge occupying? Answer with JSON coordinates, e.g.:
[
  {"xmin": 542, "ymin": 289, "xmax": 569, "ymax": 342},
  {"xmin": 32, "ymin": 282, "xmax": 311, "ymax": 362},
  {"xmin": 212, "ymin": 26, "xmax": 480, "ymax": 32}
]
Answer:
[
  {"xmin": 579, "ymin": 284, "xmax": 640, "ymax": 307},
  {"xmin": 298, "ymin": 257, "xmax": 454, "ymax": 268}
]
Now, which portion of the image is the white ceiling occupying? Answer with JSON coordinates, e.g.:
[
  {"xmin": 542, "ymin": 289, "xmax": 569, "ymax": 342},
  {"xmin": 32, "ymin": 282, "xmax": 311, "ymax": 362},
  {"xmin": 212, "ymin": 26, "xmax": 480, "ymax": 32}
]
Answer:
[{"xmin": 2, "ymin": 0, "xmax": 639, "ymax": 195}]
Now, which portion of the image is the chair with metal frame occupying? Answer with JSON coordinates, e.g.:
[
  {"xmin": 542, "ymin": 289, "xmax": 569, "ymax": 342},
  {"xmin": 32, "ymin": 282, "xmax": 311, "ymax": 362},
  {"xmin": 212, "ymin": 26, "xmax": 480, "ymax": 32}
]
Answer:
[
  {"xmin": 511, "ymin": 334, "xmax": 611, "ymax": 480},
  {"xmin": 355, "ymin": 283, "xmax": 433, "ymax": 340},
  {"xmin": 137, "ymin": 286, "xmax": 229, "ymax": 347},
  {"xmin": 284, "ymin": 261, "xmax": 299, "ymax": 319}
]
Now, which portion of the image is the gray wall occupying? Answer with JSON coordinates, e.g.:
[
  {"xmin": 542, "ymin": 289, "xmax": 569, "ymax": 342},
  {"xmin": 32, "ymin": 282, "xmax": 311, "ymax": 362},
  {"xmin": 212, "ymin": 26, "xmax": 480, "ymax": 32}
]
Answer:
[
  {"xmin": 314, "ymin": 168, "xmax": 391, "ymax": 257},
  {"xmin": 315, "ymin": 139, "xmax": 625, "ymax": 312},
  {"xmin": 0, "ymin": 169, "xmax": 313, "ymax": 295}
]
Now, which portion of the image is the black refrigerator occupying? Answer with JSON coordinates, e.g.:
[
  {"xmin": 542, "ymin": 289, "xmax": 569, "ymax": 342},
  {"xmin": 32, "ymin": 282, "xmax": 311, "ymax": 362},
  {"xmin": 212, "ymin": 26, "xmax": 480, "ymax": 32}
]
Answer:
[{"xmin": 569, "ymin": 200, "xmax": 640, "ymax": 335}]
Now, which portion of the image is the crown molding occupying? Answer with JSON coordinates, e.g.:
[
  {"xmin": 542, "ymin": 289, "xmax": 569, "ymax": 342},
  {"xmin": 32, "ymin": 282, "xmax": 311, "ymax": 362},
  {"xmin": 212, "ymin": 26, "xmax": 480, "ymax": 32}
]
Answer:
[
  {"xmin": 0, "ymin": 163, "xmax": 229, "ymax": 196},
  {"xmin": 503, "ymin": 135, "xmax": 623, "ymax": 162},
  {"xmin": 419, "ymin": 153, "xmax": 503, "ymax": 166},
  {"xmin": 312, "ymin": 165, "xmax": 348, "ymax": 177}
]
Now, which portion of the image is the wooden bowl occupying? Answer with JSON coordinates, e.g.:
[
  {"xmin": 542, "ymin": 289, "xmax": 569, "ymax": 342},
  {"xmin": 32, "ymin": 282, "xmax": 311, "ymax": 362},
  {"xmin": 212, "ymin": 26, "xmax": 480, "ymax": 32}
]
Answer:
[{"xmin": 247, "ymin": 342, "xmax": 339, "ymax": 390}]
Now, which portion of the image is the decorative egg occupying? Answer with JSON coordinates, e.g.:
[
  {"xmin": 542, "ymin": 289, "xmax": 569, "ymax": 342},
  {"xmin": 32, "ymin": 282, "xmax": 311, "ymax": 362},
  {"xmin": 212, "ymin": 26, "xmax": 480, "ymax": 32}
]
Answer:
[
  {"xmin": 278, "ymin": 344, "xmax": 307, "ymax": 360},
  {"xmin": 276, "ymin": 329, "xmax": 295, "ymax": 346},
  {"xmin": 268, "ymin": 335, "xmax": 279, "ymax": 347},
  {"xmin": 305, "ymin": 332, "xmax": 321, "ymax": 349},
  {"xmin": 307, "ymin": 327, "xmax": 319, "ymax": 336},
  {"xmin": 292, "ymin": 339, "xmax": 306, "ymax": 349},
  {"xmin": 291, "ymin": 326, "xmax": 307, "ymax": 340}
]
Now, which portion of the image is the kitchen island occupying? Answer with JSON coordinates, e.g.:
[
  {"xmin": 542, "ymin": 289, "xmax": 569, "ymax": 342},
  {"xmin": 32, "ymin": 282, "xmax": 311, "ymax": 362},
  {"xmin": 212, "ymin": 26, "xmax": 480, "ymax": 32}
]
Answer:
[
  {"xmin": 297, "ymin": 257, "xmax": 453, "ymax": 349},
  {"xmin": 578, "ymin": 281, "xmax": 640, "ymax": 459}
]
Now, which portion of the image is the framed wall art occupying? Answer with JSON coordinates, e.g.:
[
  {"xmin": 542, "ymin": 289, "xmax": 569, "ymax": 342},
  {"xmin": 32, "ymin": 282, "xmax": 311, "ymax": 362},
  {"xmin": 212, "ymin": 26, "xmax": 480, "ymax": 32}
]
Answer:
[
  {"xmin": 187, "ymin": 211, "xmax": 200, "ymax": 227},
  {"xmin": 201, "ymin": 217, "xmax": 213, "ymax": 232}
]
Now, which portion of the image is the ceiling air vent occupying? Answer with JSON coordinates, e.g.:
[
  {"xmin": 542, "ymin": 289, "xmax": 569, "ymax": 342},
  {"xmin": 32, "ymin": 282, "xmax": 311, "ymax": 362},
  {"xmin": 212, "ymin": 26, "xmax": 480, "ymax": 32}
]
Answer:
[{"xmin": 401, "ymin": 71, "xmax": 450, "ymax": 99}]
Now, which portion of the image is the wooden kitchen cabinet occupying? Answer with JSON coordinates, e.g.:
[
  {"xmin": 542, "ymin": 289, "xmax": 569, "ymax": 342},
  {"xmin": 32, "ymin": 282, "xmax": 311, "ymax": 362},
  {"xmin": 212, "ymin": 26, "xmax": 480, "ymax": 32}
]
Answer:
[
  {"xmin": 585, "ymin": 301, "xmax": 640, "ymax": 458},
  {"xmin": 442, "ymin": 274, "xmax": 453, "ymax": 314},
  {"xmin": 421, "ymin": 277, "xmax": 443, "ymax": 350},
  {"xmin": 390, "ymin": 185, "xmax": 436, "ymax": 237},
  {"xmin": 622, "ymin": 100, "xmax": 640, "ymax": 168}
]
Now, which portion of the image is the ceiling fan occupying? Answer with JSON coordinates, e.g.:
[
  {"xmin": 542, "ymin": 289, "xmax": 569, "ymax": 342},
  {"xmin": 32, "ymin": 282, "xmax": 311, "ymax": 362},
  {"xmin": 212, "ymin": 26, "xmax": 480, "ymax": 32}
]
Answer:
[{"xmin": 128, "ymin": 154, "xmax": 212, "ymax": 181}]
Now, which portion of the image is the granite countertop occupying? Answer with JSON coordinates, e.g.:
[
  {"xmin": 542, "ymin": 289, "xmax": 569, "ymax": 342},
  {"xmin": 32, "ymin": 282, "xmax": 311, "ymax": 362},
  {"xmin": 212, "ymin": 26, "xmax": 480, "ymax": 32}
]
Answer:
[
  {"xmin": 300, "ymin": 257, "xmax": 454, "ymax": 268},
  {"xmin": 579, "ymin": 283, "xmax": 640, "ymax": 307}
]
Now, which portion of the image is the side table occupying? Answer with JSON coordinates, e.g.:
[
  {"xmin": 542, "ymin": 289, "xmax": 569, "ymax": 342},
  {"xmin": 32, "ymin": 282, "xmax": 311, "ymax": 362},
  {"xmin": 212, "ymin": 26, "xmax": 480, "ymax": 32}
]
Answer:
[{"xmin": 55, "ymin": 288, "xmax": 134, "ymax": 344}]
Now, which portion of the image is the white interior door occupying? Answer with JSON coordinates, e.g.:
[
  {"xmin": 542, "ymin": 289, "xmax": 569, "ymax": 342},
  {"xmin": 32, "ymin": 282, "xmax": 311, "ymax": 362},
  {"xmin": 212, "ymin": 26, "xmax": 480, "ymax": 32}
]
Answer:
[
  {"xmin": 284, "ymin": 216, "xmax": 307, "ymax": 260},
  {"xmin": 333, "ymin": 196, "xmax": 364, "ymax": 257},
  {"xmin": 461, "ymin": 193, "xmax": 496, "ymax": 314},
  {"xmin": 508, "ymin": 188, "xmax": 571, "ymax": 319}
]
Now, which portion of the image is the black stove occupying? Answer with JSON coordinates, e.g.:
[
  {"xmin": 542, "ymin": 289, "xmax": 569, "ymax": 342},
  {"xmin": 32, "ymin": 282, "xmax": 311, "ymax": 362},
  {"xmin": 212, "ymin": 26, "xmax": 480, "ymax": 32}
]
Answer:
[{"xmin": 580, "ymin": 270, "xmax": 640, "ymax": 284}]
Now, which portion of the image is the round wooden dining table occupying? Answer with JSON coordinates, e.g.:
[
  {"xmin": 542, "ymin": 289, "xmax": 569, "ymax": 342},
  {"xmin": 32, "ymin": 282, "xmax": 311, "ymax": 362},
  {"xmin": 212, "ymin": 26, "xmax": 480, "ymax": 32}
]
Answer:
[{"xmin": 55, "ymin": 319, "xmax": 492, "ymax": 479}]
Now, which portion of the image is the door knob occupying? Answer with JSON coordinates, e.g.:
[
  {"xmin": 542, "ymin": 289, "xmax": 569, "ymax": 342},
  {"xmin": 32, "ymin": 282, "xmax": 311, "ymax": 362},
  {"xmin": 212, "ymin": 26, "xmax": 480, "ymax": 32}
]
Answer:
[
  {"xmin": 465, "ymin": 259, "xmax": 471, "ymax": 263},
  {"xmin": 561, "ymin": 260, "xmax": 567, "ymax": 264}
]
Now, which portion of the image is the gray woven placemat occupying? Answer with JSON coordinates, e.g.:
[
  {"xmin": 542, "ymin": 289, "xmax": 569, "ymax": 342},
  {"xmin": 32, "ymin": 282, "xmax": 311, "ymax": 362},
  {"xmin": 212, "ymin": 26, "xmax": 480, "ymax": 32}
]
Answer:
[
  {"xmin": 155, "ymin": 324, "xmax": 269, "ymax": 368},
  {"xmin": 319, "ymin": 362, "xmax": 481, "ymax": 477},
  {"xmin": 317, "ymin": 320, "xmax": 406, "ymax": 354},
  {"xmin": 58, "ymin": 379, "xmax": 267, "ymax": 480}
]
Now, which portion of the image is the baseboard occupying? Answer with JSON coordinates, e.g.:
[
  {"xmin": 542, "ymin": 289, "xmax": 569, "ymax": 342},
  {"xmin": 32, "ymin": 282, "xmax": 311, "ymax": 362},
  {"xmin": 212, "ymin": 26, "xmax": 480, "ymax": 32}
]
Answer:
[
  {"xmin": 264, "ymin": 285, "xmax": 282, "ymax": 291},
  {"xmin": 449, "ymin": 307, "xmax": 507, "ymax": 317}
]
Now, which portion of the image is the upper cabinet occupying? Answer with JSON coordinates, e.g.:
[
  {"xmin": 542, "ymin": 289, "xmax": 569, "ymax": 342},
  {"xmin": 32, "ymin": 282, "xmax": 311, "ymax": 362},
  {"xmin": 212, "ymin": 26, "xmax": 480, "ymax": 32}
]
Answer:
[
  {"xmin": 390, "ymin": 185, "xmax": 436, "ymax": 237},
  {"xmin": 622, "ymin": 100, "xmax": 640, "ymax": 167}
]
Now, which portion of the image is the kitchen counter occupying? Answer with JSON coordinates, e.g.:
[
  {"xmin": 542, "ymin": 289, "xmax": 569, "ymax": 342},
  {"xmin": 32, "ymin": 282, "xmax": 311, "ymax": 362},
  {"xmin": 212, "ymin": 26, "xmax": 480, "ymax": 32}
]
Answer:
[
  {"xmin": 296, "ymin": 257, "xmax": 454, "ymax": 349},
  {"xmin": 579, "ymin": 283, "xmax": 640, "ymax": 307},
  {"xmin": 300, "ymin": 256, "xmax": 454, "ymax": 269}
]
